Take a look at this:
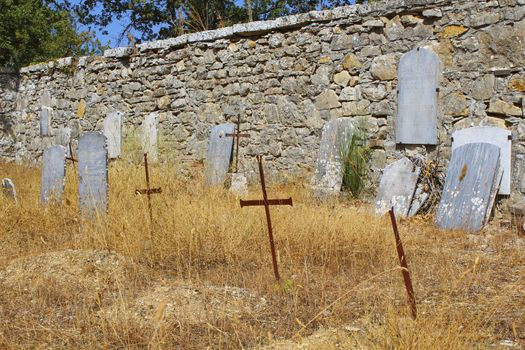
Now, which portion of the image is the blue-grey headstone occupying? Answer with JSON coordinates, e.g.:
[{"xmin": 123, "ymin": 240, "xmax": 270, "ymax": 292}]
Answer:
[
  {"xmin": 311, "ymin": 118, "xmax": 354, "ymax": 196},
  {"xmin": 104, "ymin": 111, "xmax": 123, "ymax": 159},
  {"xmin": 436, "ymin": 143, "xmax": 502, "ymax": 232},
  {"xmin": 78, "ymin": 132, "xmax": 108, "ymax": 217},
  {"xmin": 40, "ymin": 107, "xmax": 52, "ymax": 137},
  {"xmin": 2, "ymin": 178, "xmax": 17, "ymax": 203},
  {"xmin": 396, "ymin": 47, "xmax": 440, "ymax": 145},
  {"xmin": 204, "ymin": 123, "xmax": 235, "ymax": 186},
  {"xmin": 452, "ymin": 126, "xmax": 511, "ymax": 195},
  {"xmin": 40, "ymin": 145, "xmax": 67, "ymax": 204},
  {"xmin": 375, "ymin": 157, "xmax": 421, "ymax": 217}
]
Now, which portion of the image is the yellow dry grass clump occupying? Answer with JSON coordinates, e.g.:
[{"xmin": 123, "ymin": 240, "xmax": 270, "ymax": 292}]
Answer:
[{"xmin": 0, "ymin": 161, "xmax": 523, "ymax": 349}]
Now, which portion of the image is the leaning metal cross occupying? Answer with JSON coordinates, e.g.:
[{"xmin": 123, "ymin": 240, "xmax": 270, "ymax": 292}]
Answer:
[
  {"xmin": 226, "ymin": 115, "xmax": 249, "ymax": 173},
  {"xmin": 66, "ymin": 141, "xmax": 77, "ymax": 163},
  {"xmin": 240, "ymin": 155, "xmax": 293, "ymax": 282},
  {"xmin": 135, "ymin": 153, "xmax": 162, "ymax": 223}
]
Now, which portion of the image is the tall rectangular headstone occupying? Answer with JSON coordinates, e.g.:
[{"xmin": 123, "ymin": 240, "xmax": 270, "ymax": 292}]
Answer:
[
  {"xmin": 55, "ymin": 127, "xmax": 71, "ymax": 148},
  {"xmin": 103, "ymin": 111, "xmax": 123, "ymax": 159},
  {"xmin": 311, "ymin": 118, "xmax": 354, "ymax": 196},
  {"xmin": 40, "ymin": 107, "xmax": 52, "ymax": 137},
  {"xmin": 375, "ymin": 157, "xmax": 421, "ymax": 217},
  {"xmin": 78, "ymin": 132, "xmax": 108, "ymax": 217},
  {"xmin": 452, "ymin": 126, "xmax": 511, "ymax": 195},
  {"xmin": 436, "ymin": 143, "xmax": 502, "ymax": 232},
  {"xmin": 204, "ymin": 123, "xmax": 235, "ymax": 186},
  {"xmin": 40, "ymin": 145, "xmax": 67, "ymax": 204},
  {"xmin": 396, "ymin": 47, "xmax": 440, "ymax": 145},
  {"xmin": 141, "ymin": 112, "xmax": 158, "ymax": 162}
]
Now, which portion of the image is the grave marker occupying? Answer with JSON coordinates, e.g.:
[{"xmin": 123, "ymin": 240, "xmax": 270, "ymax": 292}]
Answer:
[
  {"xmin": 204, "ymin": 123, "xmax": 235, "ymax": 186},
  {"xmin": 396, "ymin": 47, "xmax": 440, "ymax": 145},
  {"xmin": 40, "ymin": 107, "xmax": 52, "ymax": 137},
  {"xmin": 135, "ymin": 153, "xmax": 162, "ymax": 224},
  {"xmin": 104, "ymin": 111, "xmax": 123, "ymax": 159},
  {"xmin": 311, "ymin": 118, "xmax": 354, "ymax": 195},
  {"xmin": 375, "ymin": 157, "xmax": 421, "ymax": 217},
  {"xmin": 141, "ymin": 112, "xmax": 158, "ymax": 162},
  {"xmin": 436, "ymin": 143, "xmax": 502, "ymax": 232},
  {"xmin": 452, "ymin": 126, "xmax": 511, "ymax": 195},
  {"xmin": 78, "ymin": 132, "xmax": 108, "ymax": 217},
  {"xmin": 226, "ymin": 115, "xmax": 250, "ymax": 195},
  {"xmin": 2, "ymin": 178, "xmax": 17, "ymax": 203},
  {"xmin": 55, "ymin": 127, "xmax": 71, "ymax": 149},
  {"xmin": 40, "ymin": 145, "xmax": 67, "ymax": 204}
]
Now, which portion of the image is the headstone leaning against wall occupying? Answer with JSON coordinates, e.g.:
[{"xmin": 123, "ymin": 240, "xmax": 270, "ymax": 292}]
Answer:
[
  {"xmin": 104, "ymin": 111, "xmax": 123, "ymax": 159},
  {"xmin": 141, "ymin": 112, "xmax": 158, "ymax": 162},
  {"xmin": 40, "ymin": 145, "xmax": 67, "ymax": 204},
  {"xmin": 204, "ymin": 123, "xmax": 235, "ymax": 187}
]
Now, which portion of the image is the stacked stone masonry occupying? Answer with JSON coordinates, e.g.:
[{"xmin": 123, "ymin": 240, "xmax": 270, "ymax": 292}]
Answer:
[{"xmin": 1, "ymin": 0, "xmax": 525, "ymax": 193}]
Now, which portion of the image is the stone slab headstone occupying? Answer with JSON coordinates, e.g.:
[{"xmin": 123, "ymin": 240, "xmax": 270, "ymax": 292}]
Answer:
[
  {"xmin": 40, "ymin": 107, "xmax": 52, "ymax": 137},
  {"xmin": 396, "ymin": 47, "xmax": 440, "ymax": 145},
  {"xmin": 375, "ymin": 157, "xmax": 421, "ymax": 217},
  {"xmin": 452, "ymin": 126, "xmax": 511, "ymax": 195},
  {"xmin": 408, "ymin": 183, "xmax": 429, "ymax": 216},
  {"xmin": 204, "ymin": 123, "xmax": 235, "ymax": 186},
  {"xmin": 311, "ymin": 118, "xmax": 354, "ymax": 195},
  {"xmin": 141, "ymin": 112, "xmax": 158, "ymax": 161},
  {"xmin": 78, "ymin": 132, "xmax": 108, "ymax": 217},
  {"xmin": 436, "ymin": 142, "xmax": 502, "ymax": 232},
  {"xmin": 55, "ymin": 127, "xmax": 71, "ymax": 148},
  {"xmin": 104, "ymin": 111, "xmax": 123, "ymax": 159},
  {"xmin": 40, "ymin": 145, "xmax": 67, "ymax": 204},
  {"xmin": 231, "ymin": 173, "xmax": 248, "ymax": 196},
  {"xmin": 2, "ymin": 178, "xmax": 17, "ymax": 203}
]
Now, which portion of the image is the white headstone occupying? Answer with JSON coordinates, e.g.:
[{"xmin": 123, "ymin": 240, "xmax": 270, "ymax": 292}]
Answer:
[
  {"xmin": 78, "ymin": 132, "xmax": 108, "ymax": 217},
  {"xmin": 104, "ymin": 111, "xmax": 123, "ymax": 159},
  {"xmin": 231, "ymin": 173, "xmax": 248, "ymax": 196},
  {"xmin": 452, "ymin": 126, "xmax": 511, "ymax": 195},
  {"xmin": 375, "ymin": 157, "xmax": 421, "ymax": 217},
  {"xmin": 40, "ymin": 107, "xmax": 52, "ymax": 137},
  {"xmin": 141, "ymin": 112, "xmax": 158, "ymax": 161},
  {"xmin": 204, "ymin": 123, "xmax": 235, "ymax": 186},
  {"xmin": 2, "ymin": 178, "xmax": 17, "ymax": 203},
  {"xmin": 396, "ymin": 47, "xmax": 440, "ymax": 145},
  {"xmin": 41, "ymin": 145, "xmax": 67, "ymax": 204}
]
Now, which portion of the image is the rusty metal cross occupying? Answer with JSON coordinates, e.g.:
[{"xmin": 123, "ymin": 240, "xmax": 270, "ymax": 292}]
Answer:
[
  {"xmin": 226, "ymin": 115, "xmax": 249, "ymax": 173},
  {"xmin": 135, "ymin": 153, "xmax": 162, "ymax": 223},
  {"xmin": 66, "ymin": 141, "xmax": 77, "ymax": 163},
  {"xmin": 240, "ymin": 155, "xmax": 293, "ymax": 282}
]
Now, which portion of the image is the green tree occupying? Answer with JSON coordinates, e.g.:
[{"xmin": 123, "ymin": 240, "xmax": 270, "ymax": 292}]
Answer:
[{"xmin": 0, "ymin": 0, "xmax": 99, "ymax": 68}]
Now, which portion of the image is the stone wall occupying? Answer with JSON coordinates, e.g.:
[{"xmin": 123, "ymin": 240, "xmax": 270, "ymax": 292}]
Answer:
[{"xmin": 1, "ymin": 0, "xmax": 525, "ymax": 192}]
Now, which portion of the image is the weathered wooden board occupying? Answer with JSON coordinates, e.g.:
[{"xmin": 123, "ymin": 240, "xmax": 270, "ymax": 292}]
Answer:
[
  {"xmin": 396, "ymin": 47, "xmax": 440, "ymax": 145},
  {"xmin": 40, "ymin": 145, "xmax": 67, "ymax": 204},
  {"xmin": 104, "ymin": 111, "xmax": 123, "ymax": 159},
  {"xmin": 311, "ymin": 118, "xmax": 354, "ymax": 195},
  {"xmin": 452, "ymin": 126, "xmax": 511, "ymax": 195},
  {"xmin": 375, "ymin": 157, "xmax": 421, "ymax": 216},
  {"xmin": 204, "ymin": 123, "xmax": 235, "ymax": 186},
  {"xmin": 78, "ymin": 132, "xmax": 108, "ymax": 217},
  {"xmin": 436, "ymin": 143, "xmax": 502, "ymax": 232}
]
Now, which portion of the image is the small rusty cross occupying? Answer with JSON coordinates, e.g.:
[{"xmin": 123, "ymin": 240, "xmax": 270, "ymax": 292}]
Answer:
[
  {"xmin": 389, "ymin": 207, "xmax": 417, "ymax": 320},
  {"xmin": 226, "ymin": 115, "xmax": 250, "ymax": 173},
  {"xmin": 135, "ymin": 153, "xmax": 162, "ymax": 223},
  {"xmin": 240, "ymin": 155, "xmax": 293, "ymax": 282},
  {"xmin": 66, "ymin": 141, "xmax": 77, "ymax": 163}
]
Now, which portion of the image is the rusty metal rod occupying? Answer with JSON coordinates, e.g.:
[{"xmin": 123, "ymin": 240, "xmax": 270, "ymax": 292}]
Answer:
[
  {"xmin": 240, "ymin": 198, "xmax": 293, "ymax": 207},
  {"xmin": 389, "ymin": 207, "xmax": 417, "ymax": 320}
]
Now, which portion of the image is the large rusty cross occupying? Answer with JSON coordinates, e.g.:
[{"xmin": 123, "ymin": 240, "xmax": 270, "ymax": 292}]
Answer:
[
  {"xmin": 135, "ymin": 153, "xmax": 162, "ymax": 223},
  {"xmin": 226, "ymin": 115, "xmax": 249, "ymax": 173},
  {"xmin": 240, "ymin": 155, "xmax": 293, "ymax": 282}
]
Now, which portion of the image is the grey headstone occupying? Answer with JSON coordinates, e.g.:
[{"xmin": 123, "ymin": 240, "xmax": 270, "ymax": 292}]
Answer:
[
  {"xmin": 55, "ymin": 127, "xmax": 71, "ymax": 148},
  {"xmin": 396, "ymin": 47, "xmax": 440, "ymax": 145},
  {"xmin": 204, "ymin": 123, "xmax": 235, "ymax": 186},
  {"xmin": 2, "ymin": 178, "xmax": 17, "ymax": 203},
  {"xmin": 141, "ymin": 112, "xmax": 158, "ymax": 161},
  {"xmin": 311, "ymin": 118, "xmax": 355, "ymax": 195},
  {"xmin": 436, "ymin": 143, "xmax": 502, "ymax": 232},
  {"xmin": 40, "ymin": 107, "xmax": 52, "ymax": 137},
  {"xmin": 408, "ymin": 183, "xmax": 429, "ymax": 216},
  {"xmin": 452, "ymin": 126, "xmax": 511, "ymax": 195},
  {"xmin": 103, "ymin": 111, "xmax": 123, "ymax": 159},
  {"xmin": 78, "ymin": 132, "xmax": 108, "ymax": 217},
  {"xmin": 40, "ymin": 145, "xmax": 67, "ymax": 204},
  {"xmin": 375, "ymin": 157, "xmax": 421, "ymax": 217}
]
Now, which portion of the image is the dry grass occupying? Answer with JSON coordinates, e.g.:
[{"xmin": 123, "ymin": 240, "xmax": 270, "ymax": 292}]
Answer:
[{"xmin": 0, "ymin": 161, "xmax": 523, "ymax": 349}]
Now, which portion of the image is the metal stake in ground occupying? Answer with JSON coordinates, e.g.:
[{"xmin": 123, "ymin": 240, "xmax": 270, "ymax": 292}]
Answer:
[
  {"xmin": 388, "ymin": 207, "xmax": 417, "ymax": 320},
  {"xmin": 66, "ymin": 141, "xmax": 77, "ymax": 163},
  {"xmin": 226, "ymin": 115, "xmax": 249, "ymax": 173},
  {"xmin": 135, "ymin": 153, "xmax": 162, "ymax": 223},
  {"xmin": 240, "ymin": 155, "xmax": 293, "ymax": 282}
]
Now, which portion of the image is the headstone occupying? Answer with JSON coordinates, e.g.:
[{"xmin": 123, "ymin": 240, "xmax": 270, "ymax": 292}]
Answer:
[
  {"xmin": 231, "ymin": 173, "xmax": 248, "ymax": 196},
  {"xmin": 396, "ymin": 47, "xmax": 440, "ymax": 145},
  {"xmin": 40, "ymin": 107, "xmax": 52, "ymax": 137},
  {"xmin": 103, "ymin": 111, "xmax": 123, "ymax": 159},
  {"xmin": 436, "ymin": 143, "xmax": 502, "ymax": 232},
  {"xmin": 452, "ymin": 126, "xmax": 511, "ymax": 195},
  {"xmin": 55, "ymin": 127, "xmax": 71, "ymax": 148},
  {"xmin": 2, "ymin": 178, "xmax": 17, "ymax": 203},
  {"xmin": 78, "ymin": 132, "xmax": 108, "ymax": 217},
  {"xmin": 40, "ymin": 145, "xmax": 67, "ymax": 204},
  {"xmin": 311, "ymin": 118, "xmax": 354, "ymax": 195},
  {"xmin": 408, "ymin": 183, "xmax": 429, "ymax": 216},
  {"xmin": 375, "ymin": 157, "xmax": 421, "ymax": 216},
  {"xmin": 204, "ymin": 123, "xmax": 235, "ymax": 186},
  {"xmin": 141, "ymin": 112, "xmax": 158, "ymax": 161}
]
